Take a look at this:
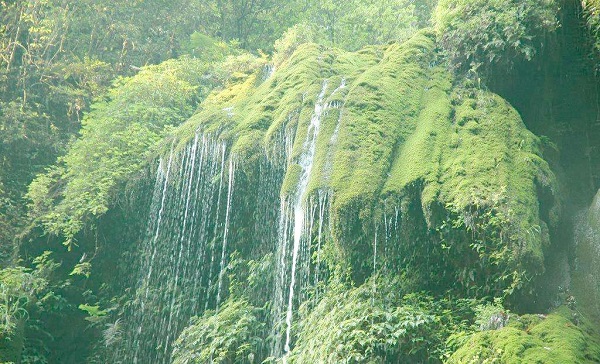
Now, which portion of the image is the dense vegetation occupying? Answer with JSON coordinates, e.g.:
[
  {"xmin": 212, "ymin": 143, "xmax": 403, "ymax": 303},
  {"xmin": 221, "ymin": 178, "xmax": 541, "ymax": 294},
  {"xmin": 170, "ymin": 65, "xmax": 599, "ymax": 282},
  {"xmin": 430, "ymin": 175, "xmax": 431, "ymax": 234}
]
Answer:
[{"xmin": 1, "ymin": 0, "xmax": 600, "ymax": 363}]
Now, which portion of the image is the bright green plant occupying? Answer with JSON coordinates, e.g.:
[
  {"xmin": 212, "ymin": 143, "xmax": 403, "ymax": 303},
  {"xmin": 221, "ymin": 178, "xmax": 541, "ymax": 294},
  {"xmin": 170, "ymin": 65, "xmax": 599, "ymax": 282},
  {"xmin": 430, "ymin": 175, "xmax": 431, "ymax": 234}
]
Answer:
[
  {"xmin": 78, "ymin": 304, "xmax": 108, "ymax": 324},
  {"xmin": 0, "ymin": 252, "xmax": 58, "ymax": 338},
  {"xmin": 171, "ymin": 298, "xmax": 263, "ymax": 364},
  {"xmin": 0, "ymin": 268, "xmax": 44, "ymax": 336}
]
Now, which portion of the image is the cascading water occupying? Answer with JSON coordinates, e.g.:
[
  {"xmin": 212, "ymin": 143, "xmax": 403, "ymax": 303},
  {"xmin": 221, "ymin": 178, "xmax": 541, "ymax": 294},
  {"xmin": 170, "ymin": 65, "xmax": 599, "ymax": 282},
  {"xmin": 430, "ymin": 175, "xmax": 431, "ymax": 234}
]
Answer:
[
  {"xmin": 112, "ymin": 126, "xmax": 287, "ymax": 363},
  {"xmin": 284, "ymin": 80, "xmax": 328, "ymax": 355},
  {"xmin": 115, "ymin": 74, "xmax": 348, "ymax": 362},
  {"xmin": 216, "ymin": 157, "xmax": 236, "ymax": 310},
  {"xmin": 115, "ymin": 134, "xmax": 236, "ymax": 364},
  {"xmin": 270, "ymin": 78, "xmax": 347, "ymax": 358}
]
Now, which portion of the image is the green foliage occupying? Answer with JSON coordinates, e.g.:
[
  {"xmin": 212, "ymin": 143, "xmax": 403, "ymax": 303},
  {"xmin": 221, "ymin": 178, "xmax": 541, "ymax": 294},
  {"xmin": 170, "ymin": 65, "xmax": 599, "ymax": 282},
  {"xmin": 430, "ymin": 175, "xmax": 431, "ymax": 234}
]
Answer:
[
  {"xmin": 0, "ymin": 251, "xmax": 59, "ymax": 362},
  {"xmin": 69, "ymin": 262, "xmax": 91, "ymax": 278},
  {"xmin": 272, "ymin": 25, "xmax": 315, "ymax": 67},
  {"xmin": 184, "ymin": 33, "xmax": 238, "ymax": 62},
  {"xmin": 289, "ymin": 276, "xmax": 474, "ymax": 363},
  {"xmin": 473, "ymin": 299, "xmax": 510, "ymax": 331},
  {"xmin": 0, "ymin": 267, "xmax": 44, "ymax": 336},
  {"xmin": 0, "ymin": 252, "xmax": 57, "ymax": 337},
  {"xmin": 191, "ymin": 0, "xmax": 301, "ymax": 51},
  {"xmin": 226, "ymin": 251, "xmax": 275, "ymax": 304},
  {"xmin": 78, "ymin": 304, "xmax": 107, "ymax": 324},
  {"xmin": 0, "ymin": 0, "xmax": 214, "ymax": 264},
  {"xmin": 433, "ymin": 0, "xmax": 559, "ymax": 76},
  {"xmin": 171, "ymin": 299, "xmax": 263, "ymax": 364}
]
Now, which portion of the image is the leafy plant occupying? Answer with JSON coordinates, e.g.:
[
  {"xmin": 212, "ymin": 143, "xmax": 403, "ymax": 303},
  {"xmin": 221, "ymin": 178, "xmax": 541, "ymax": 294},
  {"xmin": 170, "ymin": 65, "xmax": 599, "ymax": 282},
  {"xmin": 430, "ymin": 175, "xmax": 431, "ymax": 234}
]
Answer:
[
  {"xmin": 583, "ymin": 0, "xmax": 600, "ymax": 57},
  {"xmin": 171, "ymin": 298, "xmax": 263, "ymax": 364},
  {"xmin": 78, "ymin": 304, "xmax": 107, "ymax": 324},
  {"xmin": 474, "ymin": 299, "xmax": 510, "ymax": 331},
  {"xmin": 70, "ymin": 262, "xmax": 92, "ymax": 279},
  {"xmin": 0, "ymin": 268, "xmax": 44, "ymax": 336},
  {"xmin": 302, "ymin": 0, "xmax": 421, "ymax": 50},
  {"xmin": 0, "ymin": 252, "xmax": 58, "ymax": 339},
  {"xmin": 289, "ymin": 275, "xmax": 475, "ymax": 363},
  {"xmin": 433, "ymin": 0, "xmax": 559, "ymax": 76}
]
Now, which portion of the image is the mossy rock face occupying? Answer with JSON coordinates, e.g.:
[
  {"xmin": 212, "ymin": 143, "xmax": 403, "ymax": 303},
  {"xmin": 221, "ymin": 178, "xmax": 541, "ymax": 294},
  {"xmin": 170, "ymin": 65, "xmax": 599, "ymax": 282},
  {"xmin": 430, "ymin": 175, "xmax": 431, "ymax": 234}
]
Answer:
[
  {"xmin": 167, "ymin": 29, "xmax": 558, "ymax": 298},
  {"xmin": 447, "ymin": 306, "xmax": 600, "ymax": 363},
  {"xmin": 573, "ymin": 189, "xmax": 600, "ymax": 323}
]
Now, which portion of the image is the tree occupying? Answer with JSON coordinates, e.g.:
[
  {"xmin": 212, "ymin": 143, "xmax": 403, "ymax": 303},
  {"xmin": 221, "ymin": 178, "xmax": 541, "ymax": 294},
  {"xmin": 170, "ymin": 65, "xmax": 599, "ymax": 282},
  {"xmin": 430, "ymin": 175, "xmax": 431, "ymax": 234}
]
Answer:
[{"xmin": 303, "ymin": 0, "xmax": 420, "ymax": 50}]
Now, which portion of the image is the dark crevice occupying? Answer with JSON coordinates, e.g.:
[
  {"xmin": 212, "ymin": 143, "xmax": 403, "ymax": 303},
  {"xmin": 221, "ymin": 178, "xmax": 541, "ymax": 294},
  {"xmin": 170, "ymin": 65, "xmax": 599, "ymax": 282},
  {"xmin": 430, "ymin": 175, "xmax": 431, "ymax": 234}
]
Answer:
[{"xmin": 486, "ymin": 0, "xmax": 600, "ymax": 312}]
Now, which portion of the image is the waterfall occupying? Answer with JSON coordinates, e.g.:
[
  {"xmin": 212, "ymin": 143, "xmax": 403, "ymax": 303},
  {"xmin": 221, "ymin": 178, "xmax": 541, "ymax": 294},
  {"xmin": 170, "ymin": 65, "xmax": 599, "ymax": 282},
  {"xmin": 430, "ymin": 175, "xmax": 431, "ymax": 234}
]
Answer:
[
  {"xmin": 283, "ymin": 80, "xmax": 328, "ymax": 355},
  {"xmin": 314, "ymin": 191, "xmax": 328, "ymax": 294},
  {"xmin": 204, "ymin": 144, "xmax": 227, "ymax": 311},
  {"xmin": 117, "ymin": 134, "xmax": 236, "ymax": 364},
  {"xmin": 269, "ymin": 78, "xmax": 348, "ymax": 358},
  {"xmin": 117, "ymin": 76, "xmax": 347, "ymax": 362},
  {"xmin": 216, "ymin": 157, "xmax": 236, "ymax": 310}
]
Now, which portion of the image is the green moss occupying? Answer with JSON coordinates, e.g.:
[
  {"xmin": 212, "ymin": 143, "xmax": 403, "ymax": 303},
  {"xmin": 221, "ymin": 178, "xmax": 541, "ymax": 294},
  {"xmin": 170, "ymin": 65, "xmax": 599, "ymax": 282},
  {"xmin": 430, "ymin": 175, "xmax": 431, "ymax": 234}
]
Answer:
[
  {"xmin": 281, "ymin": 164, "xmax": 302, "ymax": 198},
  {"xmin": 329, "ymin": 31, "xmax": 435, "ymax": 217},
  {"xmin": 379, "ymin": 72, "xmax": 556, "ymax": 294},
  {"xmin": 171, "ymin": 34, "xmax": 387, "ymax": 192},
  {"xmin": 382, "ymin": 67, "xmax": 453, "ymax": 201},
  {"xmin": 447, "ymin": 306, "xmax": 600, "ymax": 363}
]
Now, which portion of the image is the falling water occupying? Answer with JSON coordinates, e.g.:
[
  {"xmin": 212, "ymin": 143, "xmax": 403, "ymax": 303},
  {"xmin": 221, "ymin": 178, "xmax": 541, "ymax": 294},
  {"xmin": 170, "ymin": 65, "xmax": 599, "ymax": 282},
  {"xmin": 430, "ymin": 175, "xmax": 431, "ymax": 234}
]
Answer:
[
  {"xmin": 216, "ymin": 157, "xmax": 236, "ymax": 310},
  {"xmin": 204, "ymin": 145, "xmax": 227, "ymax": 311},
  {"xmin": 118, "ymin": 77, "xmax": 347, "ymax": 362},
  {"xmin": 263, "ymin": 63, "xmax": 276, "ymax": 81},
  {"xmin": 117, "ymin": 134, "xmax": 237, "ymax": 364},
  {"xmin": 268, "ymin": 78, "xmax": 352, "ymax": 358},
  {"xmin": 283, "ymin": 80, "xmax": 329, "ymax": 355},
  {"xmin": 314, "ymin": 191, "xmax": 329, "ymax": 294},
  {"xmin": 161, "ymin": 134, "xmax": 200, "ymax": 358}
]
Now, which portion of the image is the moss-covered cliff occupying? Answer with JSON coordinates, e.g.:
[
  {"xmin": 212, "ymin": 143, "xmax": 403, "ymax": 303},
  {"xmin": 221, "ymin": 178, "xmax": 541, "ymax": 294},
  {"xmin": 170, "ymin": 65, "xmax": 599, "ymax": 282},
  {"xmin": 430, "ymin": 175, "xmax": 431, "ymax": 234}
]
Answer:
[{"xmin": 168, "ymin": 30, "xmax": 557, "ymax": 301}]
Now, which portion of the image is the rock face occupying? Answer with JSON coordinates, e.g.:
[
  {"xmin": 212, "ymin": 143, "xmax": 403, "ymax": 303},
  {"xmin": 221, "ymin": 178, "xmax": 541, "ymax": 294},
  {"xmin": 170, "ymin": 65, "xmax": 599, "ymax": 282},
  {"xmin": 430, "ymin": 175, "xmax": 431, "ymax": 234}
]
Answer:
[
  {"xmin": 574, "ymin": 189, "xmax": 600, "ymax": 320},
  {"xmin": 116, "ymin": 31, "xmax": 559, "ymax": 362}
]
